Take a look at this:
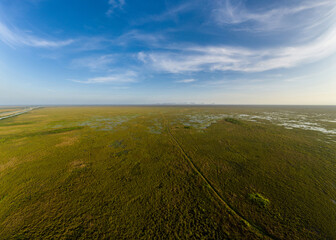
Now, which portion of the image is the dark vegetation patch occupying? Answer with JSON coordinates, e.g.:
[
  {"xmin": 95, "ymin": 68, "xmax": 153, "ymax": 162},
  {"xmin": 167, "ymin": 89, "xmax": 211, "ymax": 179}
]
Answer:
[
  {"xmin": 38, "ymin": 126, "xmax": 84, "ymax": 135},
  {"xmin": 224, "ymin": 118, "xmax": 242, "ymax": 125},
  {"xmin": 110, "ymin": 140, "xmax": 126, "ymax": 148},
  {"xmin": 131, "ymin": 162, "xmax": 141, "ymax": 176},
  {"xmin": 0, "ymin": 195, "xmax": 6, "ymax": 203},
  {"xmin": 0, "ymin": 126, "xmax": 83, "ymax": 143},
  {"xmin": 114, "ymin": 149, "xmax": 130, "ymax": 157},
  {"xmin": 0, "ymin": 121, "xmax": 35, "ymax": 127}
]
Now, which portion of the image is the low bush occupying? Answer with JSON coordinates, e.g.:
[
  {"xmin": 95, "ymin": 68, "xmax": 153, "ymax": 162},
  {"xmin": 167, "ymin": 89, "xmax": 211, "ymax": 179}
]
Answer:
[{"xmin": 248, "ymin": 193, "xmax": 270, "ymax": 208}]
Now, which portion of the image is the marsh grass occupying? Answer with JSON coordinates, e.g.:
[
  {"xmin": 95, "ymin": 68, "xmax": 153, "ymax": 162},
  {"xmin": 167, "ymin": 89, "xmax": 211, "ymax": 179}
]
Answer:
[{"xmin": 0, "ymin": 106, "xmax": 335, "ymax": 239}]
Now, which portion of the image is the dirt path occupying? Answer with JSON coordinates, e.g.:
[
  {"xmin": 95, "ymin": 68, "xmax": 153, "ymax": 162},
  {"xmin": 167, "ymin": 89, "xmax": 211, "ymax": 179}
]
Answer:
[{"xmin": 162, "ymin": 114, "xmax": 276, "ymax": 240}]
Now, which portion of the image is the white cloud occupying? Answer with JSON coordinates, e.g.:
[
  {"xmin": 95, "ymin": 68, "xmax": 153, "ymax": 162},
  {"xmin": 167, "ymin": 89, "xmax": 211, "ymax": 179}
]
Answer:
[
  {"xmin": 132, "ymin": 0, "xmax": 336, "ymax": 75},
  {"xmin": 107, "ymin": 0, "xmax": 125, "ymax": 16},
  {"xmin": 175, "ymin": 79, "xmax": 196, "ymax": 83},
  {"xmin": 133, "ymin": 2, "xmax": 193, "ymax": 25},
  {"xmin": 212, "ymin": 0, "xmax": 336, "ymax": 34},
  {"xmin": 68, "ymin": 30, "xmax": 164, "ymax": 53},
  {"xmin": 73, "ymin": 71, "xmax": 137, "ymax": 84},
  {"xmin": 115, "ymin": 30, "xmax": 164, "ymax": 46},
  {"xmin": 0, "ymin": 21, "xmax": 74, "ymax": 48},
  {"xmin": 71, "ymin": 54, "xmax": 117, "ymax": 71},
  {"xmin": 138, "ymin": 24, "xmax": 336, "ymax": 73}
]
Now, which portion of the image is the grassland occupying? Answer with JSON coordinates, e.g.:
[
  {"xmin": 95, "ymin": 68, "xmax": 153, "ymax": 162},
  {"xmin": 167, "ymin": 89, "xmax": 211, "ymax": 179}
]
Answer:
[{"xmin": 0, "ymin": 106, "xmax": 335, "ymax": 239}]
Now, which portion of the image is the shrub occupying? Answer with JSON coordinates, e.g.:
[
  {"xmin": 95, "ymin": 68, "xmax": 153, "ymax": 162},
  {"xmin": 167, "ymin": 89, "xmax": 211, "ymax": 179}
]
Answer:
[
  {"xmin": 225, "ymin": 118, "xmax": 241, "ymax": 124},
  {"xmin": 249, "ymin": 193, "xmax": 270, "ymax": 208}
]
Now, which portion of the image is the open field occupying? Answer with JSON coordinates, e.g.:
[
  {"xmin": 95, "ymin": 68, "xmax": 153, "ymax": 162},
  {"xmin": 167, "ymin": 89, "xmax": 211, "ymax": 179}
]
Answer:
[{"xmin": 0, "ymin": 106, "xmax": 335, "ymax": 239}]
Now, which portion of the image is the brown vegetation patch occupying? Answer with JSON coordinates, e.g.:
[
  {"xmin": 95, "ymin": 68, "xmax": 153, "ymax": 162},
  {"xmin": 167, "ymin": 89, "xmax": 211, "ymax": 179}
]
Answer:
[
  {"xmin": 0, "ymin": 129, "xmax": 21, "ymax": 135},
  {"xmin": 0, "ymin": 157, "xmax": 18, "ymax": 172},
  {"xmin": 26, "ymin": 114, "xmax": 47, "ymax": 118},
  {"xmin": 70, "ymin": 160, "xmax": 87, "ymax": 169},
  {"xmin": 12, "ymin": 138, "xmax": 26, "ymax": 147},
  {"xmin": 56, "ymin": 136, "xmax": 78, "ymax": 147}
]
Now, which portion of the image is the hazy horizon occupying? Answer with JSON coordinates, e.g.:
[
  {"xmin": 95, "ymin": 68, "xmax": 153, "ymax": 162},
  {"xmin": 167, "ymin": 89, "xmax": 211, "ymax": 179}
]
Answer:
[{"xmin": 1, "ymin": 104, "xmax": 336, "ymax": 107}]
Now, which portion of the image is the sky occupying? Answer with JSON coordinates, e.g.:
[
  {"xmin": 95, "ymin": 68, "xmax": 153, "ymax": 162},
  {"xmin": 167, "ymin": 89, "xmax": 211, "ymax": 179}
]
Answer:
[{"xmin": 0, "ymin": 0, "xmax": 335, "ymax": 105}]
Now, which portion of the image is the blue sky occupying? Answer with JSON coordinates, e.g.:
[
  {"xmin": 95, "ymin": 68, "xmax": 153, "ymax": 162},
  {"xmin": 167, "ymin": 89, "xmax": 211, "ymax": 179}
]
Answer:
[{"xmin": 0, "ymin": 0, "xmax": 335, "ymax": 105}]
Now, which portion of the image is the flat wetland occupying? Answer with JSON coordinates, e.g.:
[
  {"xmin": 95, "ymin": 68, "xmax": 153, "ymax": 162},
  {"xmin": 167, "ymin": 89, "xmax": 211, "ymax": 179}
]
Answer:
[{"xmin": 0, "ymin": 106, "xmax": 335, "ymax": 239}]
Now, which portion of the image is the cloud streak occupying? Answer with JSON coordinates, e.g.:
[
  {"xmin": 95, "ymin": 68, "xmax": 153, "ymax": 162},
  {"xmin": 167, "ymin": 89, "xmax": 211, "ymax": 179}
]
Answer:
[
  {"xmin": 175, "ymin": 79, "xmax": 196, "ymax": 83},
  {"xmin": 71, "ymin": 54, "xmax": 117, "ymax": 71},
  {"xmin": 73, "ymin": 71, "xmax": 137, "ymax": 84},
  {"xmin": 133, "ymin": 2, "xmax": 193, "ymax": 25},
  {"xmin": 0, "ymin": 21, "xmax": 74, "ymax": 48},
  {"xmin": 114, "ymin": 30, "xmax": 165, "ymax": 46}
]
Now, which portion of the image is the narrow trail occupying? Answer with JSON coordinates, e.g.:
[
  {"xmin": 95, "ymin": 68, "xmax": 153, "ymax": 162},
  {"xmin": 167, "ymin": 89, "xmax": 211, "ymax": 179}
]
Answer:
[
  {"xmin": 0, "ymin": 107, "xmax": 38, "ymax": 121},
  {"xmin": 161, "ymin": 114, "xmax": 276, "ymax": 240}
]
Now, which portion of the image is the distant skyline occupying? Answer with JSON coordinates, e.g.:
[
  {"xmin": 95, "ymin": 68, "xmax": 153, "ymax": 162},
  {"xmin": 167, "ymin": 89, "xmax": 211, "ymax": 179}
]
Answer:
[{"xmin": 0, "ymin": 0, "xmax": 335, "ymax": 105}]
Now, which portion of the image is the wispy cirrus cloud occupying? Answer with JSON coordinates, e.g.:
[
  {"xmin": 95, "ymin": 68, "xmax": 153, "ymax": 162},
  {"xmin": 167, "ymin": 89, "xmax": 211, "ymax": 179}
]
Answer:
[
  {"xmin": 106, "ymin": 0, "xmax": 125, "ymax": 16},
  {"xmin": 71, "ymin": 54, "xmax": 117, "ymax": 71},
  {"xmin": 132, "ymin": 0, "xmax": 336, "ymax": 75},
  {"xmin": 175, "ymin": 79, "xmax": 196, "ymax": 83},
  {"xmin": 114, "ymin": 30, "xmax": 165, "ymax": 46},
  {"xmin": 67, "ymin": 30, "xmax": 165, "ymax": 53},
  {"xmin": 133, "ymin": 2, "xmax": 193, "ymax": 25},
  {"xmin": 212, "ymin": 0, "xmax": 336, "ymax": 34},
  {"xmin": 72, "ymin": 71, "xmax": 137, "ymax": 84},
  {"xmin": 0, "ymin": 21, "xmax": 74, "ymax": 48},
  {"xmin": 137, "ymin": 24, "xmax": 336, "ymax": 73}
]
